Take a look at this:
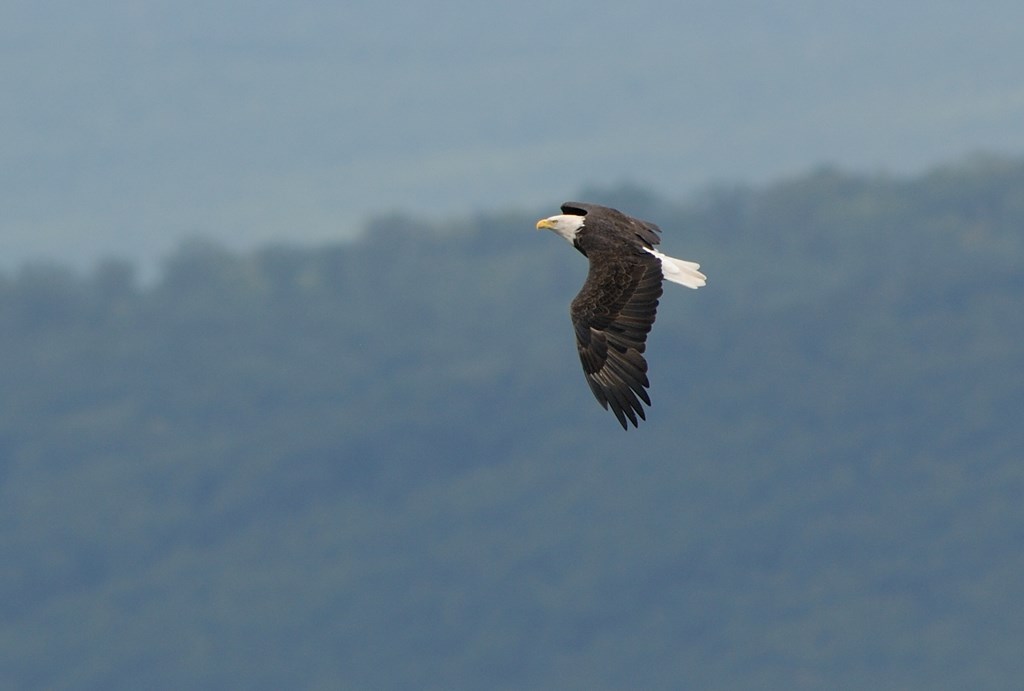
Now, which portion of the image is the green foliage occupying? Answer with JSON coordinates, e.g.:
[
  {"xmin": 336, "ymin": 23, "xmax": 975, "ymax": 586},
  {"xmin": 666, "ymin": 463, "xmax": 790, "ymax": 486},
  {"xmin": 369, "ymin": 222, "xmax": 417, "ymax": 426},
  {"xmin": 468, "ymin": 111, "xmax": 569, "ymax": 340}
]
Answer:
[{"xmin": 1, "ymin": 157, "xmax": 1023, "ymax": 690}]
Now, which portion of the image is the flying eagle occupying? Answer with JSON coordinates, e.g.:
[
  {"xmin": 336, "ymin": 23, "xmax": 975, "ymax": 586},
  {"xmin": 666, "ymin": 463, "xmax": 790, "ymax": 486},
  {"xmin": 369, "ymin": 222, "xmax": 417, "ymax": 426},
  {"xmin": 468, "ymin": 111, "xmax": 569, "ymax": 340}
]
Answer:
[{"xmin": 536, "ymin": 202, "xmax": 706, "ymax": 429}]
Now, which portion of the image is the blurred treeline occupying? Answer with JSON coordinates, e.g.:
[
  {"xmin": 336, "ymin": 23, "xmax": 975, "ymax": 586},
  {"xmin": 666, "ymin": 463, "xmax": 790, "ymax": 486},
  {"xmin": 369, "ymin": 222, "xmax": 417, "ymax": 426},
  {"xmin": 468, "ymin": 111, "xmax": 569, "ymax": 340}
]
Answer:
[{"xmin": 1, "ymin": 156, "xmax": 1022, "ymax": 690}]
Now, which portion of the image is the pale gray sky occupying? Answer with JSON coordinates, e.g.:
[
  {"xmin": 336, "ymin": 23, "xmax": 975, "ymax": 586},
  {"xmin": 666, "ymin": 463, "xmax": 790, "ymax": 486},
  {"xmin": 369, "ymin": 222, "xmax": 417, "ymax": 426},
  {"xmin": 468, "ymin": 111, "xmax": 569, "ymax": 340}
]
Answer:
[{"xmin": 4, "ymin": 0, "xmax": 1024, "ymax": 270}]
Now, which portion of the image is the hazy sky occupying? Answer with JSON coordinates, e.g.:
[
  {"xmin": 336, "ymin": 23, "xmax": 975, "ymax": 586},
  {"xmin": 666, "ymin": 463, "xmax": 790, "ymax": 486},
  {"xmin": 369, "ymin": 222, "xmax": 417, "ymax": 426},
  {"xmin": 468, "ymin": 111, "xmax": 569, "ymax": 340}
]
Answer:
[{"xmin": 4, "ymin": 0, "xmax": 1024, "ymax": 270}]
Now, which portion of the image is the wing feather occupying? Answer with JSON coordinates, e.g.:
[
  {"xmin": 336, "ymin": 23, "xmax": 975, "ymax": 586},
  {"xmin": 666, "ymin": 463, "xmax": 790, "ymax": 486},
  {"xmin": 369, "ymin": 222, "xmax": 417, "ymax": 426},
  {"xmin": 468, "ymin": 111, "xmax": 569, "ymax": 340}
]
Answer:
[{"xmin": 570, "ymin": 249, "xmax": 663, "ymax": 429}]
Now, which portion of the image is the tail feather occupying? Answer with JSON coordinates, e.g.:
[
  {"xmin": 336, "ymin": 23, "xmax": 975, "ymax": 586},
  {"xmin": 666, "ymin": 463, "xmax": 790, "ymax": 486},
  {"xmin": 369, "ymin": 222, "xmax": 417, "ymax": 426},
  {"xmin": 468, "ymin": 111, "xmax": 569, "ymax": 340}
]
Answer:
[{"xmin": 644, "ymin": 248, "xmax": 706, "ymax": 289}]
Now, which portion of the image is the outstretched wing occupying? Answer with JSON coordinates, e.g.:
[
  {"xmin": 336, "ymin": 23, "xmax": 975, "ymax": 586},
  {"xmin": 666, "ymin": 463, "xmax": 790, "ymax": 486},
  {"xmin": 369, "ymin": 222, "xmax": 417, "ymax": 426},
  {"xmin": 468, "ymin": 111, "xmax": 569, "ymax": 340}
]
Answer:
[{"xmin": 570, "ymin": 249, "xmax": 663, "ymax": 429}]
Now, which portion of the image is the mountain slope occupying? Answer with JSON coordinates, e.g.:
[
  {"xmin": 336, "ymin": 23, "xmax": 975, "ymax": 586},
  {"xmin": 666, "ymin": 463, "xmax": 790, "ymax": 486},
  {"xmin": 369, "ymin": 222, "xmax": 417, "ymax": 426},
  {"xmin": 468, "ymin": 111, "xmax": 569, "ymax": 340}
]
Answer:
[{"xmin": 0, "ymin": 158, "xmax": 1022, "ymax": 689}]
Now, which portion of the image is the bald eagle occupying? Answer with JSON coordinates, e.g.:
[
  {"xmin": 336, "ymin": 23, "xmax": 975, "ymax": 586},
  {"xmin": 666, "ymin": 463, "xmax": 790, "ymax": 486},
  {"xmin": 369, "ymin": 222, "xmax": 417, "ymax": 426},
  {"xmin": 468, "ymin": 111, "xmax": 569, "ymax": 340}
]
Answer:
[{"xmin": 536, "ymin": 202, "xmax": 706, "ymax": 429}]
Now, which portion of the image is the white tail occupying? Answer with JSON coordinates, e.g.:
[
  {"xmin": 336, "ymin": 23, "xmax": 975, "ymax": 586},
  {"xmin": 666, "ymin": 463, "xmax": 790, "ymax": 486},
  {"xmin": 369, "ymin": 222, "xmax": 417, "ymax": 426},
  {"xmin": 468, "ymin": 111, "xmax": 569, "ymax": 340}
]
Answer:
[{"xmin": 645, "ymin": 248, "xmax": 707, "ymax": 289}]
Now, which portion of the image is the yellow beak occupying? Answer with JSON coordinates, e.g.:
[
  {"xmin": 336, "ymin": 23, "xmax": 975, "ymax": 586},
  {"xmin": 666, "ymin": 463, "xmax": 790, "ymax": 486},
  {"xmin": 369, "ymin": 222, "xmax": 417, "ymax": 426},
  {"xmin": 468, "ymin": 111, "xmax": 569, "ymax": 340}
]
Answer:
[{"xmin": 536, "ymin": 218, "xmax": 555, "ymax": 230}]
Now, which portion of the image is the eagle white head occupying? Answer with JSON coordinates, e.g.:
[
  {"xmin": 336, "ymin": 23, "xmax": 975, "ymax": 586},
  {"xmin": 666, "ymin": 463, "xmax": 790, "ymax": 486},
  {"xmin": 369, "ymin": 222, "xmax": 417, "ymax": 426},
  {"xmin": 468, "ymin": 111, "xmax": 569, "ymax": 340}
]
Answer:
[{"xmin": 536, "ymin": 214, "xmax": 585, "ymax": 244}]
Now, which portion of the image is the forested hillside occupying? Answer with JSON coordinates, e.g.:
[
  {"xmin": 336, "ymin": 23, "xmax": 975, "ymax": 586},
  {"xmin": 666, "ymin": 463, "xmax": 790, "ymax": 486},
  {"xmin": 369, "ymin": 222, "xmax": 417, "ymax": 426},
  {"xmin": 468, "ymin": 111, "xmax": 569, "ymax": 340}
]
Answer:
[{"xmin": 1, "ymin": 157, "xmax": 1022, "ymax": 690}]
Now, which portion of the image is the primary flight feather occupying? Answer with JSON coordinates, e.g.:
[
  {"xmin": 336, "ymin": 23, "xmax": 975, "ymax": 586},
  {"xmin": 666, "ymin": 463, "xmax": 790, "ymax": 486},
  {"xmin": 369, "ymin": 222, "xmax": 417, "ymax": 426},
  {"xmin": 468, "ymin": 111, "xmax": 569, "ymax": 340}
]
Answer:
[{"xmin": 536, "ymin": 202, "xmax": 706, "ymax": 429}]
